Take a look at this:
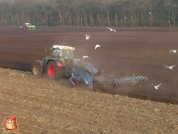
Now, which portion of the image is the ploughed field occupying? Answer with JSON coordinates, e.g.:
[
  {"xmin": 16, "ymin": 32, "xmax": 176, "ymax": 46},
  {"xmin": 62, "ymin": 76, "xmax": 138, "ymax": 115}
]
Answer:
[
  {"xmin": 0, "ymin": 27, "xmax": 178, "ymax": 133},
  {"xmin": 0, "ymin": 27, "xmax": 178, "ymax": 103}
]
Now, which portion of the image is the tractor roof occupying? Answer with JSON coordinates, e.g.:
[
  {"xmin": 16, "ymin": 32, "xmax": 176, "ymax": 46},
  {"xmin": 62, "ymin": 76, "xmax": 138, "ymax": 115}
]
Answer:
[{"xmin": 53, "ymin": 45, "xmax": 75, "ymax": 50}]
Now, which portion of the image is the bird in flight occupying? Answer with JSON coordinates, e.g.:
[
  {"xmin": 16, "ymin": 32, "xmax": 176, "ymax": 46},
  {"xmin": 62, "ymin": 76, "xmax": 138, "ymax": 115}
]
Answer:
[
  {"xmin": 151, "ymin": 83, "xmax": 162, "ymax": 90},
  {"xmin": 169, "ymin": 50, "xmax": 177, "ymax": 53},
  {"xmin": 83, "ymin": 56, "xmax": 89, "ymax": 59},
  {"xmin": 106, "ymin": 27, "xmax": 116, "ymax": 32},
  {"xmin": 86, "ymin": 33, "xmax": 90, "ymax": 40},
  {"xmin": 95, "ymin": 44, "xmax": 100, "ymax": 49},
  {"xmin": 164, "ymin": 65, "xmax": 176, "ymax": 69}
]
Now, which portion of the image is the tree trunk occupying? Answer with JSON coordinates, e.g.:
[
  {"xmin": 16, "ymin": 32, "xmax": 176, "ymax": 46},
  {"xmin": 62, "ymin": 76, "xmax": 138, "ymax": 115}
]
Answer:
[
  {"xmin": 0, "ymin": 16, "xmax": 1, "ymax": 26},
  {"xmin": 5, "ymin": 15, "xmax": 8, "ymax": 26},
  {"xmin": 150, "ymin": 14, "xmax": 153, "ymax": 27},
  {"xmin": 174, "ymin": 13, "xmax": 176, "ymax": 27},
  {"xmin": 176, "ymin": 3, "xmax": 178, "ymax": 26},
  {"xmin": 76, "ymin": 15, "xmax": 80, "ymax": 26},
  {"xmin": 67, "ymin": 11, "xmax": 69, "ymax": 26},
  {"xmin": 101, "ymin": 15, "xmax": 104, "ymax": 26},
  {"xmin": 80, "ymin": 16, "xmax": 83, "ymax": 26},
  {"xmin": 141, "ymin": 11, "xmax": 143, "ymax": 27},
  {"xmin": 6, "ymin": 15, "xmax": 9, "ymax": 25},
  {"xmin": 66, "ymin": 11, "xmax": 69, "ymax": 26},
  {"xmin": 148, "ymin": 0, "xmax": 153, "ymax": 27},
  {"xmin": 84, "ymin": 13, "xmax": 88, "ymax": 26},
  {"xmin": 58, "ymin": 10, "xmax": 62, "ymax": 26},
  {"xmin": 62, "ymin": 12, "xmax": 65, "ymax": 26},
  {"xmin": 168, "ymin": 20, "xmax": 171, "ymax": 26},
  {"xmin": 1, "ymin": 16, "xmax": 5, "ymax": 26},
  {"xmin": 97, "ymin": 14, "xmax": 101, "ymax": 26},
  {"xmin": 68, "ymin": 12, "xmax": 71, "ymax": 26},
  {"xmin": 136, "ymin": 11, "xmax": 138, "ymax": 27},
  {"xmin": 89, "ymin": 12, "xmax": 94, "ymax": 26},
  {"xmin": 16, "ymin": 11, "xmax": 20, "ymax": 26},
  {"xmin": 115, "ymin": 12, "xmax": 118, "ymax": 27},
  {"xmin": 124, "ymin": 14, "xmax": 126, "ymax": 27},
  {"xmin": 21, "ymin": 12, "xmax": 25, "ymax": 25},
  {"xmin": 122, "ymin": 9, "xmax": 127, "ymax": 27},
  {"xmin": 130, "ymin": 11, "xmax": 134, "ymax": 27},
  {"xmin": 122, "ymin": 11, "xmax": 127, "ymax": 27},
  {"xmin": 106, "ymin": 10, "xmax": 110, "ymax": 26},
  {"xmin": 121, "ymin": 11, "xmax": 123, "ymax": 27},
  {"xmin": 46, "ymin": 15, "xmax": 48, "ymax": 26}
]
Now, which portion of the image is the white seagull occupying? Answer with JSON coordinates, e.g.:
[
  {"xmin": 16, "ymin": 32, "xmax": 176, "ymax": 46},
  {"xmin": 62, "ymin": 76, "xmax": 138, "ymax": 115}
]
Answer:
[
  {"xmin": 151, "ymin": 83, "xmax": 162, "ymax": 90},
  {"xmin": 106, "ymin": 27, "xmax": 116, "ymax": 32},
  {"xmin": 169, "ymin": 50, "xmax": 177, "ymax": 53},
  {"xmin": 95, "ymin": 44, "xmax": 100, "ymax": 49},
  {"xmin": 86, "ymin": 33, "xmax": 90, "ymax": 40},
  {"xmin": 83, "ymin": 56, "xmax": 89, "ymax": 59},
  {"xmin": 164, "ymin": 65, "xmax": 176, "ymax": 69}
]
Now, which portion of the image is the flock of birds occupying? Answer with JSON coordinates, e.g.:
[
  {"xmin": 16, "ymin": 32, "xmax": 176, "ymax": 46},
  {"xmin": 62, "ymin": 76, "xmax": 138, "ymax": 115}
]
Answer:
[
  {"xmin": 83, "ymin": 27, "xmax": 116, "ymax": 59},
  {"xmin": 152, "ymin": 49, "xmax": 177, "ymax": 90},
  {"xmin": 84, "ymin": 27, "xmax": 176, "ymax": 90}
]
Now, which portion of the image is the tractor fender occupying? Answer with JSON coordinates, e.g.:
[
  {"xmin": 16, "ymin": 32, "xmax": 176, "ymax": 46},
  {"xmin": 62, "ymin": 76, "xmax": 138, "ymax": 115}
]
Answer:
[
  {"xmin": 35, "ymin": 60, "xmax": 45, "ymax": 72},
  {"xmin": 46, "ymin": 59, "xmax": 63, "ymax": 67}
]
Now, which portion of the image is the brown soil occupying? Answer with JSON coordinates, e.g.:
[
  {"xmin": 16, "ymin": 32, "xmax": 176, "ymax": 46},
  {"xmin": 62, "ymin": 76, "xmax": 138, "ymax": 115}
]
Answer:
[
  {"xmin": 0, "ymin": 27, "xmax": 178, "ymax": 133},
  {"xmin": 1, "ymin": 26, "xmax": 178, "ymax": 103}
]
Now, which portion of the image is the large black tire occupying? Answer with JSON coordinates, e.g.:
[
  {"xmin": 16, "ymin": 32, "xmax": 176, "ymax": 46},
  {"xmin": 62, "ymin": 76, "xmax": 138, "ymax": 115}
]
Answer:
[
  {"xmin": 46, "ymin": 61, "xmax": 64, "ymax": 80},
  {"xmin": 31, "ymin": 61, "xmax": 43, "ymax": 77}
]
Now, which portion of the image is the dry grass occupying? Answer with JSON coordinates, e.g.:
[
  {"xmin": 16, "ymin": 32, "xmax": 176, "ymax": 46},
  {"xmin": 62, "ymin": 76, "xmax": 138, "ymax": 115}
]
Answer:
[{"xmin": 0, "ymin": 68, "xmax": 178, "ymax": 134}]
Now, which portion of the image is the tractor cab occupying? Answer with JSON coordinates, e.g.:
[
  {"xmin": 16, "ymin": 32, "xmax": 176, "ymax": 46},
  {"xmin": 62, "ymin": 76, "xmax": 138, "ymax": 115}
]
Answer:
[
  {"xmin": 45, "ymin": 45, "xmax": 75, "ymax": 58},
  {"xmin": 52, "ymin": 45, "xmax": 75, "ymax": 60},
  {"xmin": 44, "ymin": 45, "xmax": 76, "ymax": 65}
]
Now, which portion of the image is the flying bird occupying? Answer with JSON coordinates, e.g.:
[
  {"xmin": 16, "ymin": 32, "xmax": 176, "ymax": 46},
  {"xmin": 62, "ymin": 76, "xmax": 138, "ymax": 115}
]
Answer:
[
  {"xmin": 83, "ymin": 56, "xmax": 89, "ymax": 59},
  {"xmin": 86, "ymin": 33, "xmax": 90, "ymax": 40},
  {"xmin": 151, "ymin": 83, "xmax": 162, "ymax": 90},
  {"xmin": 169, "ymin": 50, "xmax": 177, "ymax": 53},
  {"xmin": 164, "ymin": 65, "xmax": 176, "ymax": 69},
  {"xmin": 95, "ymin": 44, "xmax": 100, "ymax": 49},
  {"xmin": 106, "ymin": 27, "xmax": 116, "ymax": 32}
]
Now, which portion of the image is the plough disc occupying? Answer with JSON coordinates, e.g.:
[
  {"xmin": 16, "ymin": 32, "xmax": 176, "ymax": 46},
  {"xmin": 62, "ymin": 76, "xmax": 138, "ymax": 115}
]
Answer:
[{"xmin": 105, "ymin": 75, "xmax": 148, "ymax": 86}]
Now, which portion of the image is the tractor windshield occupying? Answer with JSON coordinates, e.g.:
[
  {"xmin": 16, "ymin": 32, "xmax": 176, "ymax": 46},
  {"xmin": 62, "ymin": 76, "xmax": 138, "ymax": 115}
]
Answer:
[{"xmin": 62, "ymin": 49, "xmax": 74, "ymax": 59}]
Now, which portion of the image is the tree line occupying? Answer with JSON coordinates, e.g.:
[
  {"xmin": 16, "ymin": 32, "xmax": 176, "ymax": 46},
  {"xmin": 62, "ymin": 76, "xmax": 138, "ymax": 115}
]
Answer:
[{"xmin": 0, "ymin": 0, "xmax": 178, "ymax": 27}]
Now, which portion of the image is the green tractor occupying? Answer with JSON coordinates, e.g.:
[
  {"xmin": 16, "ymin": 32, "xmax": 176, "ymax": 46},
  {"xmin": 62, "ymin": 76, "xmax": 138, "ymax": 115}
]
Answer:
[
  {"xmin": 32, "ymin": 45, "xmax": 102, "ymax": 89},
  {"xmin": 19, "ymin": 23, "xmax": 35, "ymax": 30},
  {"xmin": 32, "ymin": 45, "xmax": 81, "ymax": 80},
  {"xmin": 32, "ymin": 45, "xmax": 148, "ymax": 90}
]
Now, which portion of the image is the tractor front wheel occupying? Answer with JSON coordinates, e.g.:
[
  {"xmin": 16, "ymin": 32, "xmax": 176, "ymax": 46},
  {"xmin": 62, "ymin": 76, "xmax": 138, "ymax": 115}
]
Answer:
[
  {"xmin": 46, "ymin": 61, "xmax": 63, "ymax": 80},
  {"xmin": 31, "ymin": 61, "xmax": 43, "ymax": 77}
]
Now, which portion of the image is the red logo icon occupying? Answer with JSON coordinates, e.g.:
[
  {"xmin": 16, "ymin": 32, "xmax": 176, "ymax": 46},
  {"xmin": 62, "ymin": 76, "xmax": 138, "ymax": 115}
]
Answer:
[{"xmin": 1, "ymin": 116, "xmax": 19, "ymax": 133}]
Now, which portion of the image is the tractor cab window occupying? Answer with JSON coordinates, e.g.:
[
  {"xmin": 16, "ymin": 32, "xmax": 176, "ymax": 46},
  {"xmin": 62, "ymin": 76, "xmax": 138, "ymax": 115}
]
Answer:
[
  {"xmin": 62, "ymin": 50, "xmax": 73, "ymax": 59},
  {"xmin": 52, "ymin": 48, "xmax": 62, "ymax": 58}
]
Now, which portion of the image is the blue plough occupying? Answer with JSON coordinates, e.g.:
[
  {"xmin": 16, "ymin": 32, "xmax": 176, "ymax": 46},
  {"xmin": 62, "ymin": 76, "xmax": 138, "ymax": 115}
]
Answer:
[{"xmin": 69, "ymin": 60, "xmax": 148, "ymax": 90}]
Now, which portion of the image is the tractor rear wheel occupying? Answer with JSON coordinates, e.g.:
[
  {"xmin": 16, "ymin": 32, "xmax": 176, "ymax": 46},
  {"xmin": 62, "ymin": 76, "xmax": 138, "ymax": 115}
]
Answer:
[
  {"xmin": 31, "ymin": 61, "xmax": 43, "ymax": 77},
  {"xmin": 46, "ymin": 61, "xmax": 64, "ymax": 80}
]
